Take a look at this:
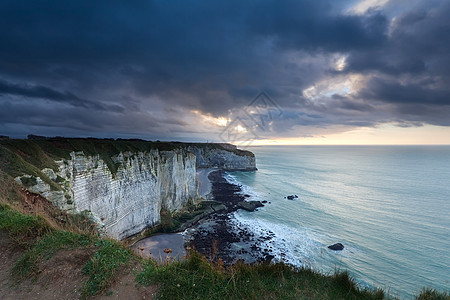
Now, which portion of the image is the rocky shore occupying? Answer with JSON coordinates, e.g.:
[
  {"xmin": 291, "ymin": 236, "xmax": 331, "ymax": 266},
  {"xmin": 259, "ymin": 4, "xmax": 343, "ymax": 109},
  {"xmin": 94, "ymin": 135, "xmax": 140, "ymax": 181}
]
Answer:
[{"xmin": 184, "ymin": 170, "xmax": 276, "ymax": 265}]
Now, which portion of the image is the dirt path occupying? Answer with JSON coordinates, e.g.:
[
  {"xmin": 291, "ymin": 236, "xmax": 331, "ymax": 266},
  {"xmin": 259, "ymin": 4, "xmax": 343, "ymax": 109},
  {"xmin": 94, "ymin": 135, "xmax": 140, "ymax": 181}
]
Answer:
[{"xmin": 94, "ymin": 264, "xmax": 158, "ymax": 300}]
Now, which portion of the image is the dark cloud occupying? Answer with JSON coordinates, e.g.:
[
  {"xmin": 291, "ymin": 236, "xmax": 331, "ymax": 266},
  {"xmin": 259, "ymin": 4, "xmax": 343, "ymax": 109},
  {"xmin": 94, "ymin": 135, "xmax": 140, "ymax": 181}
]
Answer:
[
  {"xmin": 249, "ymin": 4, "xmax": 388, "ymax": 52},
  {"xmin": 0, "ymin": 80, "xmax": 123, "ymax": 112},
  {"xmin": 357, "ymin": 77, "xmax": 450, "ymax": 106},
  {"xmin": 0, "ymin": 0, "xmax": 449, "ymax": 139},
  {"xmin": 332, "ymin": 95, "xmax": 375, "ymax": 112},
  {"xmin": 345, "ymin": 1, "xmax": 450, "ymax": 77}
]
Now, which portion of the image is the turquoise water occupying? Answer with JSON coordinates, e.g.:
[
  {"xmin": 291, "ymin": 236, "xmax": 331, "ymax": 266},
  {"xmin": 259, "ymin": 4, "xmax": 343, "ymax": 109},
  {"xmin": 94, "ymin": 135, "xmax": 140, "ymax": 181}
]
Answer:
[{"xmin": 228, "ymin": 146, "xmax": 450, "ymax": 299}]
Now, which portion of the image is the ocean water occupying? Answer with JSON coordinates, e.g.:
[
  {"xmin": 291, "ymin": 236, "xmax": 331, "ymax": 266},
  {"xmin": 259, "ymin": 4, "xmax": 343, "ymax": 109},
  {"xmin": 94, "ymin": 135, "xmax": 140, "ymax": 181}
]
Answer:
[{"xmin": 227, "ymin": 146, "xmax": 450, "ymax": 299}]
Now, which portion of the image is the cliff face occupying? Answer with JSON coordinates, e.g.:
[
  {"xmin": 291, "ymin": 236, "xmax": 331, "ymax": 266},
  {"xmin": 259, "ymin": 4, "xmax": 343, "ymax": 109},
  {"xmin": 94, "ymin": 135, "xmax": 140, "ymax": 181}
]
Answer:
[
  {"xmin": 3, "ymin": 139, "xmax": 256, "ymax": 240},
  {"xmin": 187, "ymin": 144, "xmax": 256, "ymax": 171},
  {"xmin": 17, "ymin": 149, "xmax": 198, "ymax": 239}
]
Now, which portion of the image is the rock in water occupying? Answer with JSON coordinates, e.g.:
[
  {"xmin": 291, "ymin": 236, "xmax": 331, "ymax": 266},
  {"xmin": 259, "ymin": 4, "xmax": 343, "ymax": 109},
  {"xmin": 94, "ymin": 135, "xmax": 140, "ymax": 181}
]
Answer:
[
  {"xmin": 237, "ymin": 201, "xmax": 264, "ymax": 212},
  {"xmin": 328, "ymin": 243, "xmax": 344, "ymax": 251}
]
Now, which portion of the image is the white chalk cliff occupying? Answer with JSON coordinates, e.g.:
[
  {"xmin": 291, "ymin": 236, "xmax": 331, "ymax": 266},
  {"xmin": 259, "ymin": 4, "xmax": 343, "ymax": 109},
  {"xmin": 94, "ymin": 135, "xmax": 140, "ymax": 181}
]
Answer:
[
  {"xmin": 188, "ymin": 144, "xmax": 256, "ymax": 171},
  {"xmin": 18, "ymin": 149, "xmax": 198, "ymax": 239},
  {"xmin": 14, "ymin": 143, "xmax": 256, "ymax": 240}
]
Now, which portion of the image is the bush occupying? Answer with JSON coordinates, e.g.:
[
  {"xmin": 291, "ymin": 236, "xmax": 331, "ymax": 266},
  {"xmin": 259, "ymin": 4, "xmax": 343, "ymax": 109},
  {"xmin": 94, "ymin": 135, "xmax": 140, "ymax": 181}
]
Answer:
[{"xmin": 20, "ymin": 176, "xmax": 37, "ymax": 187}]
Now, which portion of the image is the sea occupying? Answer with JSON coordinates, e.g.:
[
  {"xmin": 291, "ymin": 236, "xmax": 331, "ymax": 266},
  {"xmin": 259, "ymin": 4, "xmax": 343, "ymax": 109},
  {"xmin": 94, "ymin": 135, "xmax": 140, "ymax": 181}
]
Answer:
[{"xmin": 225, "ymin": 145, "xmax": 450, "ymax": 299}]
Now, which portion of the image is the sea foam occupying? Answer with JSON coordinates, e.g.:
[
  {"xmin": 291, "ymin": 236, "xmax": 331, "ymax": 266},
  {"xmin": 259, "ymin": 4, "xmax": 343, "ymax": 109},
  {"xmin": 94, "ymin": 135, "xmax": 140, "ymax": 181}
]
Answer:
[{"xmin": 224, "ymin": 172, "xmax": 327, "ymax": 269}]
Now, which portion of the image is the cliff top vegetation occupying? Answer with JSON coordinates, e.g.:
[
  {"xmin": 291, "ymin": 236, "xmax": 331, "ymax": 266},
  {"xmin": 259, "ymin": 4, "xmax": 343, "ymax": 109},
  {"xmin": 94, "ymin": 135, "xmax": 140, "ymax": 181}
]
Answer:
[{"xmin": 0, "ymin": 136, "xmax": 253, "ymax": 179}]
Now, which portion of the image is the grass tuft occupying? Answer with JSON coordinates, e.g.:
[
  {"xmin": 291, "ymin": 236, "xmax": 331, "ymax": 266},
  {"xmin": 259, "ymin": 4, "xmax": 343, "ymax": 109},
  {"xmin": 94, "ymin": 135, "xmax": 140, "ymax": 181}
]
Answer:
[
  {"xmin": 20, "ymin": 176, "xmax": 37, "ymax": 187},
  {"xmin": 137, "ymin": 250, "xmax": 387, "ymax": 300},
  {"xmin": 12, "ymin": 230, "xmax": 95, "ymax": 280},
  {"xmin": 0, "ymin": 202, "xmax": 52, "ymax": 245},
  {"xmin": 333, "ymin": 270, "xmax": 357, "ymax": 294},
  {"xmin": 0, "ymin": 170, "xmax": 25, "ymax": 203},
  {"xmin": 81, "ymin": 239, "xmax": 132, "ymax": 297},
  {"xmin": 416, "ymin": 288, "xmax": 449, "ymax": 300}
]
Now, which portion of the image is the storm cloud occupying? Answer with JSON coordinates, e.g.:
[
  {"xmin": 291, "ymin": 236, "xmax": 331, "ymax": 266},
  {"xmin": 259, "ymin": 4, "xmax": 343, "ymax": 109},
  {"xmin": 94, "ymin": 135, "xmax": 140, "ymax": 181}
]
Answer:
[{"xmin": 0, "ymin": 0, "xmax": 449, "ymax": 140}]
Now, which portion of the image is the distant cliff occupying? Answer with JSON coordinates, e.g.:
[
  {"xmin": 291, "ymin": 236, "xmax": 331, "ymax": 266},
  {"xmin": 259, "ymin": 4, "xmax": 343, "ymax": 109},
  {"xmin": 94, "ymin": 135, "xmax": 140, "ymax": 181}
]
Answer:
[
  {"xmin": 0, "ymin": 138, "xmax": 256, "ymax": 239},
  {"xmin": 186, "ymin": 143, "xmax": 256, "ymax": 171}
]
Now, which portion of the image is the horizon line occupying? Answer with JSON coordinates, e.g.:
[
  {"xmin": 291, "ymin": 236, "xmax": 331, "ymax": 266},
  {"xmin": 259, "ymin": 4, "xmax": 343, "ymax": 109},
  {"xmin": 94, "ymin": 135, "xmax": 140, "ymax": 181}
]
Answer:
[{"xmin": 245, "ymin": 143, "xmax": 450, "ymax": 146}]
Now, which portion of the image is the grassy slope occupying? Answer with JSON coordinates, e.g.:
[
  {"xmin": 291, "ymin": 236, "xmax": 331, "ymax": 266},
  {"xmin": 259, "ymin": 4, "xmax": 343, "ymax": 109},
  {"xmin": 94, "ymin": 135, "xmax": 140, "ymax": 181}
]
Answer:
[
  {"xmin": 0, "ymin": 202, "xmax": 133, "ymax": 298},
  {"xmin": 137, "ymin": 253, "xmax": 386, "ymax": 300}
]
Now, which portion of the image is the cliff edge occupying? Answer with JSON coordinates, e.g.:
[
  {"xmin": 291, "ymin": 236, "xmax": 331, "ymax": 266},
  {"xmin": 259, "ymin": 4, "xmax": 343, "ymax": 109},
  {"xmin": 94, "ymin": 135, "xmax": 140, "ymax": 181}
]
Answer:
[
  {"xmin": 0, "ymin": 137, "xmax": 256, "ymax": 239},
  {"xmin": 186, "ymin": 143, "xmax": 256, "ymax": 171}
]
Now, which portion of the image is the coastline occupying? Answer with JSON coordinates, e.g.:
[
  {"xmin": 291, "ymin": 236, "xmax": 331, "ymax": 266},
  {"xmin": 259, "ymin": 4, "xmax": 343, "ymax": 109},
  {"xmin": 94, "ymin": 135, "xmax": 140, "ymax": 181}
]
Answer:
[
  {"xmin": 131, "ymin": 232, "xmax": 186, "ymax": 262},
  {"xmin": 196, "ymin": 168, "xmax": 217, "ymax": 199},
  {"xmin": 185, "ymin": 170, "xmax": 276, "ymax": 264},
  {"xmin": 132, "ymin": 169, "xmax": 276, "ymax": 265}
]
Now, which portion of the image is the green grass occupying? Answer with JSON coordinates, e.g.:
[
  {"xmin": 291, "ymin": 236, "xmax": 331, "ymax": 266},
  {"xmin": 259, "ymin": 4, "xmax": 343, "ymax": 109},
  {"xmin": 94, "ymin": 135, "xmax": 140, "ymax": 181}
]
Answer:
[
  {"xmin": 20, "ymin": 176, "xmax": 37, "ymax": 187},
  {"xmin": 0, "ymin": 203, "xmax": 52, "ymax": 245},
  {"xmin": 149, "ymin": 201, "xmax": 211, "ymax": 234},
  {"xmin": 0, "ymin": 203, "xmax": 131, "ymax": 297},
  {"xmin": 136, "ymin": 251, "xmax": 386, "ymax": 300},
  {"xmin": 0, "ymin": 203, "xmax": 95, "ymax": 280},
  {"xmin": 81, "ymin": 239, "xmax": 132, "ymax": 297},
  {"xmin": 0, "ymin": 140, "xmax": 60, "ymax": 174},
  {"xmin": 12, "ymin": 230, "xmax": 95, "ymax": 280},
  {"xmin": 0, "ymin": 203, "xmax": 129, "ymax": 297},
  {"xmin": 0, "ymin": 144, "xmax": 61, "ymax": 190},
  {"xmin": 416, "ymin": 288, "xmax": 449, "ymax": 300},
  {"xmin": 0, "ymin": 170, "xmax": 24, "ymax": 203}
]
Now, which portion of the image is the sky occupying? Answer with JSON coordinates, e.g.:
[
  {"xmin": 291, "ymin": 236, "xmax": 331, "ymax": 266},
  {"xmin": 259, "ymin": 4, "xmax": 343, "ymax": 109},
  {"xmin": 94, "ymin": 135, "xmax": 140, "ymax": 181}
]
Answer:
[{"xmin": 1, "ymin": 0, "xmax": 450, "ymax": 145}]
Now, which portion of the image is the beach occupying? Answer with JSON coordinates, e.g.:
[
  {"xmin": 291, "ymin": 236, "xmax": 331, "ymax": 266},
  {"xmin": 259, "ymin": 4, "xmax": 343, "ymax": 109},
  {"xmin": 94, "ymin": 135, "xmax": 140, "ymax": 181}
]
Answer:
[
  {"xmin": 196, "ymin": 168, "xmax": 217, "ymax": 198},
  {"xmin": 133, "ymin": 169, "xmax": 275, "ymax": 265},
  {"xmin": 184, "ymin": 170, "xmax": 275, "ymax": 264},
  {"xmin": 131, "ymin": 232, "xmax": 186, "ymax": 262}
]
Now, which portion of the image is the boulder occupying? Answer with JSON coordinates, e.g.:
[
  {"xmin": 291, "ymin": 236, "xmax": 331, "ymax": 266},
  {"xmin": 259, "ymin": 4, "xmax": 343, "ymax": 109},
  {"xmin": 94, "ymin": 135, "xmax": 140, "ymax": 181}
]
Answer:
[
  {"xmin": 264, "ymin": 254, "xmax": 275, "ymax": 263},
  {"xmin": 237, "ymin": 201, "xmax": 264, "ymax": 212},
  {"xmin": 212, "ymin": 204, "xmax": 227, "ymax": 212},
  {"xmin": 328, "ymin": 243, "xmax": 344, "ymax": 251}
]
